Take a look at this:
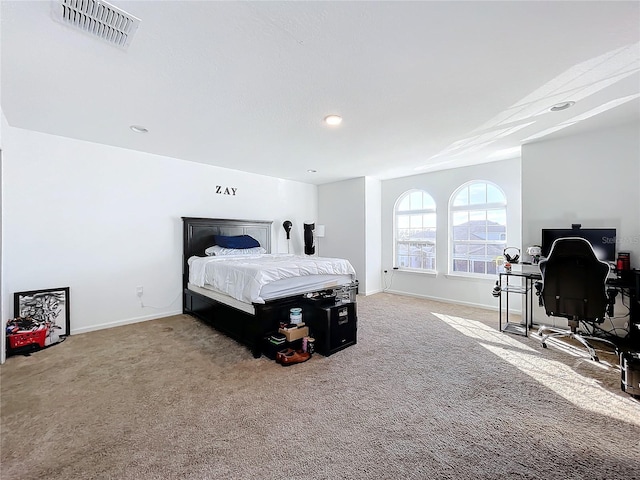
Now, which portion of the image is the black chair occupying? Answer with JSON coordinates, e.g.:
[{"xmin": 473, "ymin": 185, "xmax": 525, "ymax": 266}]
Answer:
[{"xmin": 537, "ymin": 237, "xmax": 617, "ymax": 361}]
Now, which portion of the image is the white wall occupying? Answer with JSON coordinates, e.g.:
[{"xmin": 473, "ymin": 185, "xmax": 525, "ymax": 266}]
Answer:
[
  {"xmin": 522, "ymin": 122, "xmax": 640, "ymax": 266},
  {"xmin": 522, "ymin": 121, "xmax": 640, "ymax": 333},
  {"xmin": 1, "ymin": 122, "xmax": 317, "ymax": 346},
  {"xmin": 318, "ymin": 178, "xmax": 366, "ymax": 290},
  {"xmin": 1, "ymin": 111, "xmax": 5, "ymax": 363},
  {"xmin": 381, "ymin": 158, "xmax": 522, "ymax": 309},
  {"xmin": 365, "ymin": 177, "xmax": 382, "ymax": 294},
  {"xmin": 317, "ymin": 177, "xmax": 383, "ymax": 296}
]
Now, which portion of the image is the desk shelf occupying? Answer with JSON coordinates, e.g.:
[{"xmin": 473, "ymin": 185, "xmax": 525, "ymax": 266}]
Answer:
[
  {"xmin": 500, "ymin": 285, "xmax": 528, "ymax": 294},
  {"xmin": 498, "ymin": 271, "xmax": 540, "ymax": 337},
  {"xmin": 502, "ymin": 322, "xmax": 528, "ymax": 336}
]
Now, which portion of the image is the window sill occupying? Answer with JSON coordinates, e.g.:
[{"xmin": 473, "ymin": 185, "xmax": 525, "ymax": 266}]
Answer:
[
  {"xmin": 444, "ymin": 273, "xmax": 497, "ymax": 283},
  {"xmin": 393, "ymin": 268, "xmax": 438, "ymax": 277}
]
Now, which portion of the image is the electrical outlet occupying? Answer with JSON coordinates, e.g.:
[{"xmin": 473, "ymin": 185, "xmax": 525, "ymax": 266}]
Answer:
[{"xmin": 136, "ymin": 286, "xmax": 143, "ymax": 297}]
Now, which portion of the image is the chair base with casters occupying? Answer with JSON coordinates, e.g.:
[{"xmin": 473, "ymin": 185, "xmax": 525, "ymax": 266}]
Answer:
[{"xmin": 538, "ymin": 317, "xmax": 618, "ymax": 362}]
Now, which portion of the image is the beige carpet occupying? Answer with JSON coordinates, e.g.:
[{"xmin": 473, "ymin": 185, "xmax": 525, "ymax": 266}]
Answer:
[{"xmin": 2, "ymin": 293, "xmax": 639, "ymax": 480}]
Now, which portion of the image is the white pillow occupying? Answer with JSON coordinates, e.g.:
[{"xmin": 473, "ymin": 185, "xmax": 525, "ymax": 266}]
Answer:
[{"xmin": 205, "ymin": 245, "xmax": 266, "ymax": 256}]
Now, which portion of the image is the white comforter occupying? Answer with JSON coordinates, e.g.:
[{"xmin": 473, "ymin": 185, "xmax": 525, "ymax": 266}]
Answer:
[{"xmin": 188, "ymin": 254, "xmax": 356, "ymax": 304}]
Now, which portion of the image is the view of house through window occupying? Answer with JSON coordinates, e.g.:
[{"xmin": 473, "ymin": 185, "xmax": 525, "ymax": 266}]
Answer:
[
  {"xmin": 450, "ymin": 181, "xmax": 507, "ymax": 275},
  {"xmin": 395, "ymin": 189, "xmax": 436, "ymax": 270}
]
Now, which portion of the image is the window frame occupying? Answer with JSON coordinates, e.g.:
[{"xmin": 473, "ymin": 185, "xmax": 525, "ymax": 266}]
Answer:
[
  {"xmin": 449, "ymin": 180, "xmax": 507, "ymax": 278},
  {"xmin": 393, "ymin": 189, "xmax": 437, "ymax": 272}
]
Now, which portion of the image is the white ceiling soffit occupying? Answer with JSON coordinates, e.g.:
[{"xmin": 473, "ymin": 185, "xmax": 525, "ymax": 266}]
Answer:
[{"xmin": 51, "ymin": 0, "xmax": 140, "ymax": 49}]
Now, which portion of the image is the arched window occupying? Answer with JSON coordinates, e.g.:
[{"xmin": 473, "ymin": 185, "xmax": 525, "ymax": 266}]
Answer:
[
  {"xmin": 394, "ymin": 189, "xmax": 436, "ymax": 271},
  {"xmin": 450, "ymin": 181, "xmax": 506, "ymax": 276}
]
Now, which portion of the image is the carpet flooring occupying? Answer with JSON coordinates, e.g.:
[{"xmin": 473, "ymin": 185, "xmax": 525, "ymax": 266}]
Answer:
[{"xmin": 1, "ymin": 293, "xmax": 639, "ymax": 480}]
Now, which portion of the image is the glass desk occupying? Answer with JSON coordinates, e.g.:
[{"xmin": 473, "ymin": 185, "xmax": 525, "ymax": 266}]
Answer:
[{"xmin": 498, "ymin": 267, "xmax": 542, "ymax": 337}]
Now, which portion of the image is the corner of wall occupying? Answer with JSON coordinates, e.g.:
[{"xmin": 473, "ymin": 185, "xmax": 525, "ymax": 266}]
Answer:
[{"xmin": 1, "ymin": 111, "xmax": 6, "ymax": 364}]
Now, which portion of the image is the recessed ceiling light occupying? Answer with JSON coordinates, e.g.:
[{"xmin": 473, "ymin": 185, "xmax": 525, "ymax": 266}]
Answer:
[
  {"xmin": 307, "ymin": 169, "xmax": 317, "ymax": 173},
  {"xmin": 324, "ymin": 115, "xmax": 342, "ymax": 126},
  {"xmin": 549, "ymin": 101, "xmax": 575, "ymax": 112},
  {"xmin": 130, "ymin": 125, "xmax": 149, "ymax": 133}
]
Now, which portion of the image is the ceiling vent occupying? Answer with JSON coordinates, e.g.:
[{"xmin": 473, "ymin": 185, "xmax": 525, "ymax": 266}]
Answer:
[{"xmin": 52, "ymin": 0, "xmax": 140, "ymax": 49}]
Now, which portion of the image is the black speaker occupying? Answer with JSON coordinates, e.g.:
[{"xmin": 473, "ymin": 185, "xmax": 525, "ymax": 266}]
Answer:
[
  {"xmin": 503, "ymin": 247, "xmax": 520, "ymax": 263},
  {"xmin": 304, "ymin": 223, "xmax": 315, "ymax": 255}
]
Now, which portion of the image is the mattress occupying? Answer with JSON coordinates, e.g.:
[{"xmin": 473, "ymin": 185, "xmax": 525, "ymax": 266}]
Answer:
[
  {"xmin": 188, "ymin": 273, "xmax": 353, "ymax": 314},
  {"xmin": 188, "ymin": 253, "xmax": 356, "ymax": 305}
]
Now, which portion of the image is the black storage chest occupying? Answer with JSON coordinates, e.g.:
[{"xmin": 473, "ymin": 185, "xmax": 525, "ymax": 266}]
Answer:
[{"xmin": 304, "ymin": 301, "xmax": 357, "ymax": 356}]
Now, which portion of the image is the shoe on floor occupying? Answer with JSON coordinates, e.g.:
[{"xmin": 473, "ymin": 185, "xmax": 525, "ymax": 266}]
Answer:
[
  {"xmin": 280, "ymin": 350, "xmax": 311, "ymax": 366},
  {"xmin": 276, "ymin": 348, "xmax": 295, "ymax": 364}
]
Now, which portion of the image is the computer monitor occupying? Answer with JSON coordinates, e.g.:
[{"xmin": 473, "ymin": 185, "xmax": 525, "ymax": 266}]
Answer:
[{"xmin": 541, "ymin": 227, "xmax": 616, "ymax": 263}]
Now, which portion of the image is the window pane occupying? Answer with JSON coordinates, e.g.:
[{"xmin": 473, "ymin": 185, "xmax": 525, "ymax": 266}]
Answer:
[
  {"xmin": 487, "ymin": 209, "xmax": 506, "ymax": 225},
  {"xmin": 410, "ymin": 215, "xmax": 422, "ymax": 229},
  {"xmin": 469, "ymin": 183, "xmax": 486, "ymax": 204},
  {"xmin": 398, "ymin": 191, "xmax": 436, "ymax": 213},
  {"xmin": 487, "ymin": 184, "xmax": 505, "ymax": 204},
  {"xmin": 473, "ymin": 261, "xmax": 486, "ymax": 274},
  {"xmin": 469, "ymin": 210, "xmax": 486, "ymax": 222},
  {"xmin": 453, "ymin": 224, "xmax": 469, "ymax": 241},
  {"xmin": 487, "ymin": 225, "xmax": 506, "ymax": 241},
  {"xmin": 422, "ymin": 194, "xmax": 435, "ymax": 210},
  {"xmin": 409, "ymin": 191, "xmax": 422, "ymax": 210},
  {"xmin": 453, "ymin": 259, "xmax": 469, "ymax": 272},
  {"xmin": 397, "ymin": 215, "xmax": 410, "ymax": 229},
  {"xmin": 395, "ymin": 189, "xmax": 437, "ymax": 271},
  {"xmin": 468, "ymin": 222, "xmax": 487, "ymax": 241},
  {"xmin": 424, "ymin": 213, "xmax": 436, "ymax": 228},
  {"xmin": 454, "ymin": 244, "xmax": 468, "ymax": 255},
  {"xmin": 452, "ymin": 211, "xmax": 468, "ymax": 226},
  {"xmin": 468, "ymin": 243, "xmax": 485, "ymax": 257},
  {"xmin": 453, "ymin": 187, "xmax": 468, "ymax": 207},
  {"xmin": 450, "ymin": 181, "xmax": 507, "ymax": 276},
  {"xmin": 398, "ymin": 196, "xmax": 410, "ymax": 211}
]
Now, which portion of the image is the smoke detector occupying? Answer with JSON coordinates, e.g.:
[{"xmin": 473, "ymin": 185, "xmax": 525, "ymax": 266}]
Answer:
[{"xmin": 52, "ymin": 0, "xmax": 140, "ymax": 49}]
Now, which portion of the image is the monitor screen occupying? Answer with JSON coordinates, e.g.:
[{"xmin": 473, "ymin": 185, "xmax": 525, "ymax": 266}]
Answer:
[{"xmin": 541, "ymin": 228, "xmax": 616, "ymax": 263}]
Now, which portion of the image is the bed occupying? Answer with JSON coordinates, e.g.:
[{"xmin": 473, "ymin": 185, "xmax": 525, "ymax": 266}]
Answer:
[{"xmin": 182, "ymin": 217, "xmax": 357, "ymax": 357}]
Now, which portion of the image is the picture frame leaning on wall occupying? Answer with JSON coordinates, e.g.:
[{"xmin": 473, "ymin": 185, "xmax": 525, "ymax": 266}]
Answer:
[{"xmin": 13, "ymin": 287, "xmax": 70, "ymax": 347}]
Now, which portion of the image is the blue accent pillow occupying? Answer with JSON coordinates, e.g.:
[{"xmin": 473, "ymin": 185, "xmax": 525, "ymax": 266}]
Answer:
[{"xmin": 213, "ymin": 235, "xmax": 260, "ymax": 249}]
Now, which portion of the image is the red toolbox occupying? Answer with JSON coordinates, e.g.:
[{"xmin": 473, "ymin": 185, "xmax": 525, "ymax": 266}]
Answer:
[{"xmin": 6, "ymin": 318, "xmax": 50, "ymax": 350}]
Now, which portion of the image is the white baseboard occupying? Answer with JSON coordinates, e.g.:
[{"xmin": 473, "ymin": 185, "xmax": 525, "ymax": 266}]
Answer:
[
  {"xmin": 362, "ymin": 288, "xmax": 383, "ymax": 296},
  {"xmin": 380, "ymin": 288, "xmax": 522, "ymax": 315},
  {"xmin": 71, "ymin": 309, "xmax": 182, "ymax": 335}
]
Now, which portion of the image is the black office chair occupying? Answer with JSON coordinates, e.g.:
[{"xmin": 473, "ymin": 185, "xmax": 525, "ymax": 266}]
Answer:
[{"xmin": 537, "ymin": 237, "xmax": 618, "ymax": 362}]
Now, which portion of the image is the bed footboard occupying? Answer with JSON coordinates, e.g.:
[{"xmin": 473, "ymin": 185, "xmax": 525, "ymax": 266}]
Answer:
[{"xmin": 184, "ymin": 289, "xmax": 307, "ymax": 357}]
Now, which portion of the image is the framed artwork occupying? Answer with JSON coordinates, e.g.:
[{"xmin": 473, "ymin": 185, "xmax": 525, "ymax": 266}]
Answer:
[{"xmin": 13, "ymin": 287, "xmax": 70, "ymax": 344}]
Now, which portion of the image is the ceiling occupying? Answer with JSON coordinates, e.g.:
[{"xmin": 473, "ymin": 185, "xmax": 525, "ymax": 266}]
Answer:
[{"xmin": 2, "ymin": 1, "xmax": 639, "ymax": 185}]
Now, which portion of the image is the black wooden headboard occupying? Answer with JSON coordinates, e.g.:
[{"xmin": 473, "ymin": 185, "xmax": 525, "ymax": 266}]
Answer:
[{"xmin": 182, "ymin": 217, "xmax": 273, "ymax": 288}]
